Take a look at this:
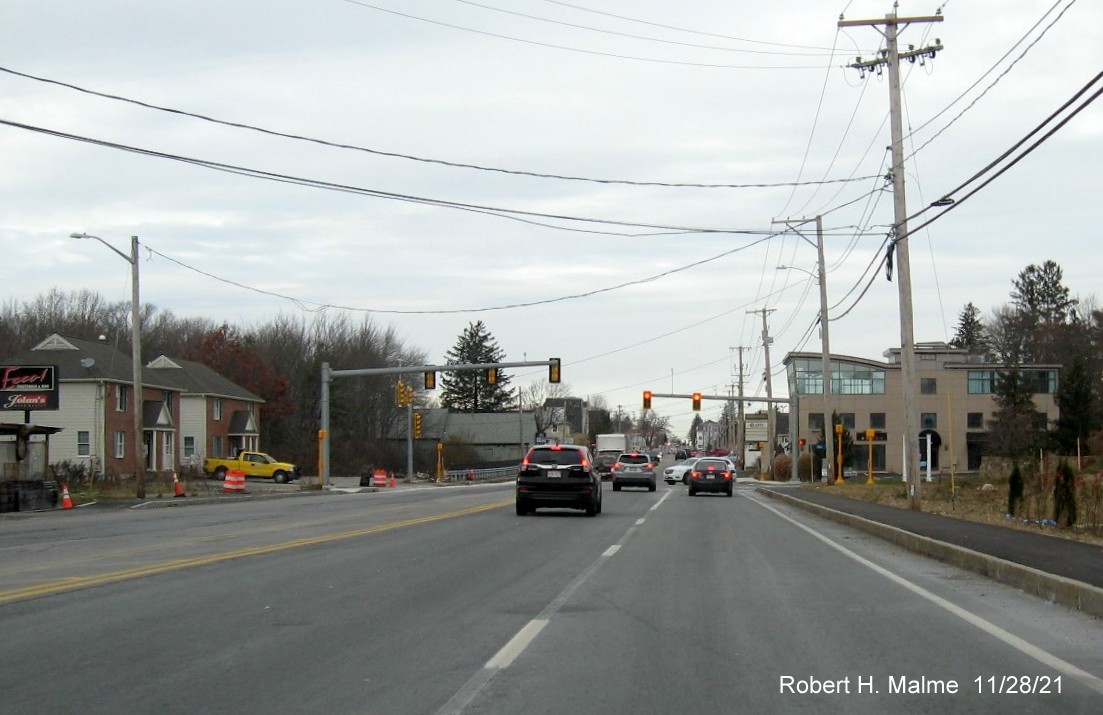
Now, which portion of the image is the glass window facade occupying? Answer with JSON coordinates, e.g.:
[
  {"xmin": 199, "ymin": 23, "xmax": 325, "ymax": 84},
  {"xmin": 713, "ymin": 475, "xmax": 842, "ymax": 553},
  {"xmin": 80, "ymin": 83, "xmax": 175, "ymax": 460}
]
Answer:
[
  {"xmin": 808, "ymin": 413, "xmax": 825, "ymax": 432},
  {"xmin": 921, "ymin": 413, "xmax": 937, "ymax": 429},
  {"xmin": 793, "ymin": 358, "xmax": 885, "ymax": 395},
  {"xmin": 920, "ymin": 378, "xmax": 937, "ymax": 394},
  {"xmin": 968, "ymin": 369, "xmax": 1057, "ymax": 394},
  {"xmin": 869, "ymin": 412, "xmax": 886, "ymax": 429},
  {"xmin": 967, "ymin": 412, "xmax": 984, "ymax": 429}
]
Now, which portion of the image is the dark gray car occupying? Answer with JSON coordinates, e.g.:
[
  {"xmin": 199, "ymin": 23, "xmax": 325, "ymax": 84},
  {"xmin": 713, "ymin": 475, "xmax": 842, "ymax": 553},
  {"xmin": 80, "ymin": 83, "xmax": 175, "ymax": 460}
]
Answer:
[
  {"xmin": 687, "ymin": 457, "xmax": 734, "ymax": 497},
  {"xmin": 516, "ymin": 444, "xmax": 602, "ymax": 516}
]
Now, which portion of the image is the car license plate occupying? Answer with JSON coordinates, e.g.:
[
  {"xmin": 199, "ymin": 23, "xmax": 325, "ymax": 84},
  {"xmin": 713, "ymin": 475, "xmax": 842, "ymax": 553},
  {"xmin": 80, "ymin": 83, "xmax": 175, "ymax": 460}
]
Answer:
[
  {"xmin": 626, "ymin": 466, "xmax": 639, "ymax": 472},
  {"xmin": 705, "ymin": 474, "xmax": 714, "ymax": 479},
  {"xmin": 548, "ymin": 470, "xmax": 561, "ymax": 478}
]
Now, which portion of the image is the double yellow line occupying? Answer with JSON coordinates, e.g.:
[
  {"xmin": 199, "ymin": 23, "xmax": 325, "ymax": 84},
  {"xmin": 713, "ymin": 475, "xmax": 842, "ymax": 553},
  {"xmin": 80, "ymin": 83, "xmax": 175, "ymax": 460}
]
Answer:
[{"xmin": 0, "ymin": 500, "xmax": 510, "ymax": 605}]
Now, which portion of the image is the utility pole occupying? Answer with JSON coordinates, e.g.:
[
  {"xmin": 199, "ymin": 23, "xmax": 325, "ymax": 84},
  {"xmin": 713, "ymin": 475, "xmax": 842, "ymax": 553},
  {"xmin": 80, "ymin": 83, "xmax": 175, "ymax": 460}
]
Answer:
[
  {"xmin": 731, "ymin": 346, "xmax": 747, "ymax": 469},
  {"xmin": 839, "ymin": 8, "xmax": 943, "ymax": 510},
  {"xmin": 747, "ymin": 309, "xmax": 776, "ymax": 478},
  {"xmin": 774, "ymin": 215, "xmax": 835, "ymax": 483}
]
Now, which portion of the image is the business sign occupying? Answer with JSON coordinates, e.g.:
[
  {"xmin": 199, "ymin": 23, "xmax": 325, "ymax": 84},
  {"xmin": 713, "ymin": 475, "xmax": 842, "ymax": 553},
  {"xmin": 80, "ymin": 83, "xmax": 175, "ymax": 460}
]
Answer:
[{"xmin": 0, "ymin": 365, "xmax": 59, "ymax": 411}]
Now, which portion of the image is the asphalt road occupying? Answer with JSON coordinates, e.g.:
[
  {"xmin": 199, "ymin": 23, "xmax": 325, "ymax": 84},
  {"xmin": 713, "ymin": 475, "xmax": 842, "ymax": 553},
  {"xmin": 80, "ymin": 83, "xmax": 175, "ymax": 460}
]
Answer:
[{"xmin": 2, "ymin": 479, "xmax": 1101, "ymax": 714}]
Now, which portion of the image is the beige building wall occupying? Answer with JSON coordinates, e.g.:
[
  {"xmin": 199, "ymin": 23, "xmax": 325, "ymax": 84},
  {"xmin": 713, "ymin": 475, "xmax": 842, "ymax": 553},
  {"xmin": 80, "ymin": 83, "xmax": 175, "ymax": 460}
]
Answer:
[{"xmin": 785, "ymin": 344, "xmax": 1059, "ymax": 475}]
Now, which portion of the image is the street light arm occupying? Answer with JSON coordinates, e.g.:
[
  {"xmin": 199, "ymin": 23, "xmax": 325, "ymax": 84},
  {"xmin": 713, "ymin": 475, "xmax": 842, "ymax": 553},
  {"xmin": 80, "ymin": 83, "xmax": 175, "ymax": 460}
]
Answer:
[{"xmin": 70, "ymin": 232, "xmax": 134, "ymax": 264}]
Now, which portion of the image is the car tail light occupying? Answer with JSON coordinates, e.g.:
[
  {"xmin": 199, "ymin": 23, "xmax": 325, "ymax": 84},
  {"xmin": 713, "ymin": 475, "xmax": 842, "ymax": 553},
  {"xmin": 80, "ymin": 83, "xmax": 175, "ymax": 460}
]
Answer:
[{"xmin": 722, "ymin": 471, "xmax": 732, "ymax": 480}]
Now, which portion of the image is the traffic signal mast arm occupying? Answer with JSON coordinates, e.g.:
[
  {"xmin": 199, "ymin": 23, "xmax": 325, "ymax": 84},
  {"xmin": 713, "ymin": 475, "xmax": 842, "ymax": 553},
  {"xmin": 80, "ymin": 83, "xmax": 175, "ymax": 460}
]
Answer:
[
  {"xmin": 327, "ymin": 359, "xmax": 560, "ymax": 379},
  {"xmin": 645, "ymin": 392, "xmax": 792, "ymax": 405}
]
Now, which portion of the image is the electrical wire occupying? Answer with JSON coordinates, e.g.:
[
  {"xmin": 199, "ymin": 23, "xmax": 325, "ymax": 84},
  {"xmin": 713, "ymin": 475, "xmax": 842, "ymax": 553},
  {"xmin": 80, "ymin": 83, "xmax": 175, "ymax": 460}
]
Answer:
[
  {"xmin": 340, "ymin": 0, "xmax": 832, "ymax": 69},
  {"xmin": 452, "ymin": 0, "xmax": 839, "ymax": 57},
  {"xmin": 538, "ymin": 0, "xmax": 840, "ymax": 51},
  {"xmin": 143, "ymin": 234, "xmax": 777, "ymax": 315},
  {"xmin": 0, "ymin": 65, "xmax": 879, "ymax": 191},
  {"xmin": 0, "ymin": 116, "xmax": 794, "ymax": 236}
]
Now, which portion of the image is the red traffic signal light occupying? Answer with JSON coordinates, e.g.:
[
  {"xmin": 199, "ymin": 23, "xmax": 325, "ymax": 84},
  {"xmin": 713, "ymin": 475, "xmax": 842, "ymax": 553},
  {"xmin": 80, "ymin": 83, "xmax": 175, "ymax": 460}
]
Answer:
[
  {"xmin": 691, "ymin": 392, "xmax": 702, "ymax": 411},
  {"xmin": 642, "ymin": 390, "xmax": 652, "ymax": 409}
]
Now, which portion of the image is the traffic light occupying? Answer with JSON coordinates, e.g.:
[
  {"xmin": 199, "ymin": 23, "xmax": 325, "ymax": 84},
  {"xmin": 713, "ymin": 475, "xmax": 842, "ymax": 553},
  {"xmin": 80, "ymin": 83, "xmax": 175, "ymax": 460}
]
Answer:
[
  {"xmin": 424, "ymin": 371, "xmax": 436, "ymax": 390},
  {"xmin": 642, "ymin": 390, "xmax": 652, "ymax": 410},
  {"xmin": 548, "ymin": 358, "xmax": 561, "ymax": 384},
  {"xmin": 396, "ymin": 380, "xmax": 409, "ymax": 406},
  {"xmin": 692, "ymin": 392, "xmax": 702, "ymax": 411},
  {"xmin": 487, "ymin": 367, "xmax": 498, "ymax": 384},
  {"xmin": 413, "ymin": 412, "xmax": 423, "ymax": 438}
]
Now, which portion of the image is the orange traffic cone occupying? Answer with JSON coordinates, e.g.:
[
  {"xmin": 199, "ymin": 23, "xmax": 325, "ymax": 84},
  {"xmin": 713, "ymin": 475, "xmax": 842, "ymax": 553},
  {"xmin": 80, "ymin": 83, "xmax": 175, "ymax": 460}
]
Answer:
[
  {"xmin": 173, "ymin": 473, "xmax": 185, "ymax": 498},
  {"xmin": 61, "ymin": 484, "xmax": 74, "ymax": 510}
]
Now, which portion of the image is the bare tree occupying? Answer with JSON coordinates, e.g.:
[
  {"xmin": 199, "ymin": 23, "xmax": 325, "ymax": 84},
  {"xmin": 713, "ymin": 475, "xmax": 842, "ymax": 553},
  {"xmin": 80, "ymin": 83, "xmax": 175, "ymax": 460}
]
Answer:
[{"xmin": 522, "ymin": 381, "xmax": 570, "ymax": 436}]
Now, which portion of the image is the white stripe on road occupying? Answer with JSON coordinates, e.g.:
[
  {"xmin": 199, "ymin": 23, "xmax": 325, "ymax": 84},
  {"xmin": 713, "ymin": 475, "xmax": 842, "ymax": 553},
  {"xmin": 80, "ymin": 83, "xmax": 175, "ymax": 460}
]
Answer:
[
  {"xmin": 485, "ymin": 619, "xmax": 548, "ymax": 669},
  {"xmin": 436, "ymin": 489, "xmax": 670, "ymax": 715},
  {"xmin": 747, "ymin": 492, "xmax": 1103, "ymax": 696}
]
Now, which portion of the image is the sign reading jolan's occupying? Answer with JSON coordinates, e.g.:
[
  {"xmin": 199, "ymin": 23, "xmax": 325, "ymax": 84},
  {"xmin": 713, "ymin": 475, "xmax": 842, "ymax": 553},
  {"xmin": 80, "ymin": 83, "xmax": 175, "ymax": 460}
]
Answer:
[{"xmin": 0, "ymin": 365, "xmax": 59, "ymax": 411}]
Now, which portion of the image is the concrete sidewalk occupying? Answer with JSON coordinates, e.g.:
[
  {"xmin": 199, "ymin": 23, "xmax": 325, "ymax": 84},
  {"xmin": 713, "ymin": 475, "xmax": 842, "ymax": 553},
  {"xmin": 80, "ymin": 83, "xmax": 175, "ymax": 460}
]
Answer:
[{"xmin": 757, "ymin": 485, "xmax": 1103, "ymax": 619}]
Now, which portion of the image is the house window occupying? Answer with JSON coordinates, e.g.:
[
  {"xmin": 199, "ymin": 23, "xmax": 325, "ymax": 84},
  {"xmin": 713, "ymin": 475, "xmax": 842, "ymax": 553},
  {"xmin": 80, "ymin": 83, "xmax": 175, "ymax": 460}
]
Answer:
[
  {"xmin": 808, "ymin": 413, "xmax": 825, "ymax": 432},
  {"xmin": 968, "ymin": 370, "xmax": 997, "ymax": 394},
  {"xmin": 921, "ymin": 413, "xmax": 938, "ymax": 429},
  {"xmin": 213, "ymin": 398, "xmax": 223, "ymax": 421},
  {"xmin": 967, "ymin": 412, "xmax": 983, "ymax": 429},
  {"xmin": 840, "ymin": 413, "xmax": 856, "ymax": 429},
  {"xmin": 116, "ymin": 384, "xmax": 128, "ymax": 411},
  {"xmin": 212, "ymin": 436, "xmax": 224, "ymax": 458},
  {"xmin": 164, "ymin": 432, "xmax": 175, "ymax": 462},
  {"xmin": 77, "ymin": 430, "xmax": 91, "ymax": 457},
  {"xmin": 113, "ymin": 431, "xmax": 126, "ymax": 459},
  {"xmin": 184, "ymin": 436, "xmax": 196, "ymax": 458},
  {"xmin": 869, "ymin": 413, "xmax": 886, "ymax": 429},
  {"xmin": 163, "ymin": 391, "xmax": 173, "ymax": 414},
  {"xmin": 920, "ymin": 378, "xmax": 937, "ymax": 394}
]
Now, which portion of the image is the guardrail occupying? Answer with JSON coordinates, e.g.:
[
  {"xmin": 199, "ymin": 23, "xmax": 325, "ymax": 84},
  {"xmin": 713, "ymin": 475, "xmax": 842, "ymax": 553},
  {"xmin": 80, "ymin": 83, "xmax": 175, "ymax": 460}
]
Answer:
[{"xmin": 441, "ymin": 466, "xmax": 518, "ymax": 483}]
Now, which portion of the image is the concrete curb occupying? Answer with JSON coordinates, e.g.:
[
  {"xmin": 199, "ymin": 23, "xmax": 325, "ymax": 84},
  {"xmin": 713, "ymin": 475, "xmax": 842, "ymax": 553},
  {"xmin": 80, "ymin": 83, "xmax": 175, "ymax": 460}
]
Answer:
[{"xmin": 758, "ymin": 487, "xmax": 1103, "ymax": 620}]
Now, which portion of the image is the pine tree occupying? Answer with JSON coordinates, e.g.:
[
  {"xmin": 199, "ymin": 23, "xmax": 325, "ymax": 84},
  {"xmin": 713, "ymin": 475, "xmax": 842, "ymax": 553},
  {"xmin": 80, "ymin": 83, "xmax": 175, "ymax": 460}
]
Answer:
[
  {"xmin": 950, "ymin": 302, "xmax": 986, "ymax": 353},
  {"xmin": 985, "ymin": 368, "xmax": 1040, "ymax": 464},
  {"xmin": 440, "ymin": 321, "xmax": 514, "ymax": 412}
]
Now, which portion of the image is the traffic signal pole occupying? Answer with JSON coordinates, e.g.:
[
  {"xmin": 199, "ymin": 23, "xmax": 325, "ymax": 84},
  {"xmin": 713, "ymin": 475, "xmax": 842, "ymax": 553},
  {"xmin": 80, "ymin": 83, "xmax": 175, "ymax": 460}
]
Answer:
[{"xmin": 319, "ymin": 358, "xmax": 560, "ymax": 485}]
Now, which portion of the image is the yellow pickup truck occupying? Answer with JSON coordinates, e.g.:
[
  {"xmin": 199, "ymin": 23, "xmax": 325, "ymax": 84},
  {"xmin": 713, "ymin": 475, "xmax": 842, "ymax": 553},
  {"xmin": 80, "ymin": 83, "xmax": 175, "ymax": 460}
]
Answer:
[{"xmin": 203, "ymin": 451, "xmax": 301, "ymax": 484}]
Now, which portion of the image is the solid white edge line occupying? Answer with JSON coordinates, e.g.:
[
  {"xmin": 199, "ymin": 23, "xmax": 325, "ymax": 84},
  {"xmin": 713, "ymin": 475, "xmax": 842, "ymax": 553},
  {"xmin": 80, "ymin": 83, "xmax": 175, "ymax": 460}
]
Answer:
[
  {"xmin": 747, "ymin": 493, "xmax": 1103, "ymax": 696},
  {"xmin": 485, "ymin": 619, "xmax": 548, "ymax": 670}
]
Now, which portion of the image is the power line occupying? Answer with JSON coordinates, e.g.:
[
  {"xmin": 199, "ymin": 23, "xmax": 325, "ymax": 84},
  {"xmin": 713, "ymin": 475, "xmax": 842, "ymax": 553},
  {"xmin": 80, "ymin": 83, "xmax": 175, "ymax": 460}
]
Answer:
[
  {"xmin": 538, "ymin": 0, "xmax": 840, "ymax": 51},
  {"xmin": 340, "ymin": 0, "xmax": 834, "ymax": 69},
  {"xmin": 451, "ymin": 0, "xmax": 840, "ymax": 57},
  {"xmin": 143, "ymin": 234, "xmax": 777, "ymax": 315},
  {"xmin": 0, "ymin": 65, "xmax": 879, "ymax": 191},
  {"xmin": 0, "ymin": 116, "xmax": 789, "ymax": 235}
]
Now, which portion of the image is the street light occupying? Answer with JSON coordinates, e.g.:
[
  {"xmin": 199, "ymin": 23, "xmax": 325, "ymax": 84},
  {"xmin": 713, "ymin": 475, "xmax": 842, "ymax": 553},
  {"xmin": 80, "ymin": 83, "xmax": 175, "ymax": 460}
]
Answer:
[{"xmin": 71, "ymin": 232, "xmax": 146, "ymax": 499}]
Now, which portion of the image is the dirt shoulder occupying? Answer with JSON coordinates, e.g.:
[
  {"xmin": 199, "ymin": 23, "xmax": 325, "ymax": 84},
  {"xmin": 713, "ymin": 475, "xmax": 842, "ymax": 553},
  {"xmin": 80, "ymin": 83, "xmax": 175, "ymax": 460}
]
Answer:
[{"xmin": 800, "ymin": 478, "xmax": 1103, "ymax": 547}]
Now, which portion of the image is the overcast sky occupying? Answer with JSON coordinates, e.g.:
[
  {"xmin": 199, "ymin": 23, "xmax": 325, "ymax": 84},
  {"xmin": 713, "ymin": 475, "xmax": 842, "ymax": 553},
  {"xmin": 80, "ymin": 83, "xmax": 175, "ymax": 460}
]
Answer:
[{"xmin": 2, "ymin": 0, "xmax": 1100, "ymax": 437}]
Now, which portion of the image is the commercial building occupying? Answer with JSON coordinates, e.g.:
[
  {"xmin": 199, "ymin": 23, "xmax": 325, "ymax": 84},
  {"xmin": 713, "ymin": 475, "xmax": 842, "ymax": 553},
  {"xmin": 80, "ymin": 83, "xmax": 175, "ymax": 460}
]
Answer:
[{"xmin": 783, "ymin": 342, "xmax": 1060, "ymax": 474}]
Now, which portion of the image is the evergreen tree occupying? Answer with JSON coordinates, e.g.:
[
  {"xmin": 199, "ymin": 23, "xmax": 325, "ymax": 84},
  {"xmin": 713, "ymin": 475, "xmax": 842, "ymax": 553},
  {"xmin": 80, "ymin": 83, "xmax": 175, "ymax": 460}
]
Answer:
[
  {"xmin": 950, "ymin": 302, "xmax": 986, "ymax": 353},
  {"xmin": 1054, "ymin": 355, "xmax": 1098, "ymax": 453},
  {"xmin": 440, "ymin": 321, "xmax": 514, "ymax": 412},
  {"xmin": 985, "ymin": 367, "xmax": 1041, "ymax": 464},
  {"xmin": 1010, "ymin": 260, "xmax": 1077, "ymax": 363}
]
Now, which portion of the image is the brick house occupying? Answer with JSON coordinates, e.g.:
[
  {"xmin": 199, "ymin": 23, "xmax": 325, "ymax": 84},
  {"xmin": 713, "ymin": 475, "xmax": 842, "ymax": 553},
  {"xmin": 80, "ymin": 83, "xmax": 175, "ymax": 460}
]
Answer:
[{"xmin": 2, "ymin": 334, "xmax": 261, "ymax": 479}]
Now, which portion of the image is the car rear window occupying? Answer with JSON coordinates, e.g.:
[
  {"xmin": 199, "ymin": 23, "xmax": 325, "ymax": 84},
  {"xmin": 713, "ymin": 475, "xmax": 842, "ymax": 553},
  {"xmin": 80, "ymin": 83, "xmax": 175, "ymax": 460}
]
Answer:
[
  {"xmin": 597, "ymin": 454, "xmax": 618, "ymax": 465},
  {"xmin": 694, "ymin": 459, "xmax": 729, "ymax": 471},
  {"xmin": 618, "ymin": 454, "xmax": 650, "ymax": 465},
  {"xmin": 526, "ymin": 448, "xmax": 585, "ymax": 466}
]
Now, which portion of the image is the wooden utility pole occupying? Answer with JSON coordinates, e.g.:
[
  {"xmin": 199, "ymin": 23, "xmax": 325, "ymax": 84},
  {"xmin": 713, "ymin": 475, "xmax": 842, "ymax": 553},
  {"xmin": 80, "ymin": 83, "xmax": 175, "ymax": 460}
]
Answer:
[
  {"xmin": 839, "ymin": 8, "xmax": 943, "ymax": 509},
  {"xmin": 747, "ymin": 309, "xmax": 776, "ymax": 477}
]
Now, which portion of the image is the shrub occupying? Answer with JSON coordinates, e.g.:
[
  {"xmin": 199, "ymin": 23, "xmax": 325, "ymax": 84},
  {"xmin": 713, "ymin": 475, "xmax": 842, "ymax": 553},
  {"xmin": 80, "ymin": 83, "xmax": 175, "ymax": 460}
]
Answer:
[
  {"xmin": 1008, "ymin": 464, "xmax": 1024, "ymax": 516},
  {"xmin": 772, "ymin": 455, "xmax": 792, "ymax": 481},
  {"xmin": 1054, "ymin": 459, "xmax": 1077, "ymax": 528}
]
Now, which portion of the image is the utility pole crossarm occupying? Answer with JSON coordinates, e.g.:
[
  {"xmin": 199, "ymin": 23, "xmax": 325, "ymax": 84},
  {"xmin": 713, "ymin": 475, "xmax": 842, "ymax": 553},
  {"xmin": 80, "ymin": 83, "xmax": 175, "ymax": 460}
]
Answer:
[{"xmin": 837, "ymin": 15, "xmax": 943, "ymax": 28}]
